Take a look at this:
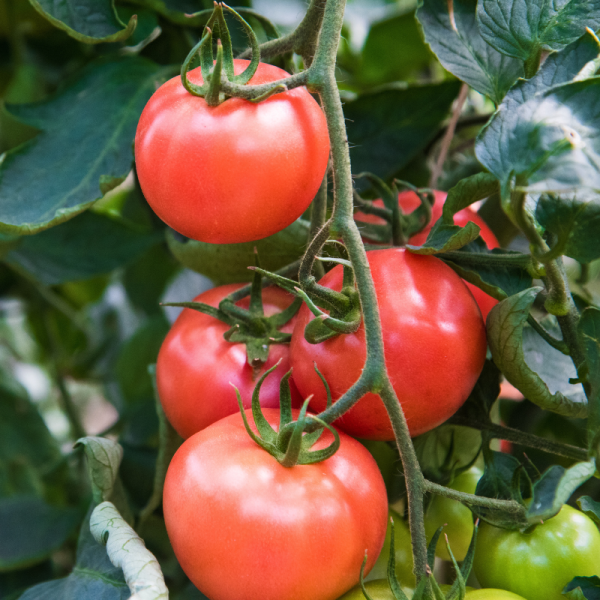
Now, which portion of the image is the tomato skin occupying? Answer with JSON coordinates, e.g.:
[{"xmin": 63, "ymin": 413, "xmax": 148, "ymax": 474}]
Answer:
[
  {"xmin": 157, "ymin": 284, "xmax": 301, "ymax": 439},
  {"xmin": 425, "ymin": 466, "xmax": 481, "ymax": 561},
  {"xmin": 474, "ymin": 504, "xmax": 600, "ymax": 600},
  {"xmin": 163, "ymin": 408, "xmax": 389, "ymax": 600},
  {"xmin": 465, "ymin": 592, "xmax": 527, "ymax": 600},
  {"xmin": 135, "ymin": 59, "xmax": 330, "ymax": 244},
  {"xmin": 366, "ymin": 509, "xmax": 415, "ymax": 586},
  {"xmin": 290, "ymin": 249, "xmax": 487, "ymax": 440},
  {"xmin": 356, "ymin": 191, "xmax": 499, "ymax": 320}
]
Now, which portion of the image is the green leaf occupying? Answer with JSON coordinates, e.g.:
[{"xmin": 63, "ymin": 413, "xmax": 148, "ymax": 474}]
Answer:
[
  {"xmin": 90, "ymin": 501, "xmax": 168, "ymax": 599},
  {"xmin": 577, "ymin": 495, "xmax": 600, "ymax": 525},
  {"xmin": 75, "ymin": 437, "xmax": 123, "ymax": 506},
  {"xmin": 563, "ymin": 576, "xmax": 600, "ymax": 600},
  {"xmin": 442, "ymin": 172, "xmax": 501, "ymax": 223},
  {"xmin": 345, "ymin": 81, "xmax": 461, "ymax": 180},
  {"xmin": 536, "ymin": 192, "xmax": 600, "ymax": 263},
  {"xmin": 0, "ymin": 57, "xmax": 172, "ymax": 235},
  {"xmin": 29, "ymin": 0, "xmax": 137, "ymax": 43},
  {"xmin": 476, "ymin": 78, "xmax": 600, "ymax": 198},
  {"xmin": 416, "ymin": 0, "xmax": 524, "ymax": 103},
  {"xmin": 19, "ymin": 509, "xmax": 129, "ymax": 600},
  {"xmin": 477, "ymin": 0, "xmax": 600, "ymax": 62},
  {"xmin": 0, "ymin": 495, "xmax": 80, "ymax": 571},
  {"xmin": 527, "ymin": 460, "xmax": 596, "ymax": 522},
  {"xmin": 487, "ymin": 287, "xmax": 588, "ymax": 417},
  {"xmin": 167, "ymin": 220, "xmax": 307, "ymax": 285},
  {"xmin": 0, "ymin": 370, "xmax": 62, "ymax": 497},
  {"xmin": 473, "ymin": 452, "xmax": 529, "ymax": 529},
  {"xmin": 578, "ymin": 307, "xmax": 600, "ymax": 458},
  {"xmin": 503, "ymin": 31, "xmax": 600, "ymax": 110},
  {"xmin": 5, "ymin": 212, "xmax": 161, "ymax": 285},
  {"xmin": 357, "ymin": 11, "xmax": 433, "ymax": 86},
  {"xmin": 440, "ymin": 243, "xmax": 533, "ymax": 301},
  {"xmin": 407, "ymin": 221, "xmax": 481, "ymax": 254}
]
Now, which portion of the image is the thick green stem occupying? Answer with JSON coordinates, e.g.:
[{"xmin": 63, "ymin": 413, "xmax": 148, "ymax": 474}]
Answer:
[
  {"xmin": 424, "ymin": 480, "xmax": 527, "ymax": 517},
  {"xmin": 448, "ymin": 415, "xmax": 588, "ymax": 462},
  {"xmin": 306, "ymin": 0, "xmax": 430, "ymax": 585}
]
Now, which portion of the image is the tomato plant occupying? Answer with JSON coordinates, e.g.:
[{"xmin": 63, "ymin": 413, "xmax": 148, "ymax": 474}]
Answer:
[
  {"xmin": 474, "ymin": 505, "xmax": 600, "ymax": 600},
  {"xmin": 356, "ymin": 190, "xmax": 499, "ymax": 320},
  {"xmin": 157, "ymin": 283, "xmax": 301, "ymax": 439},
  {"xmin": 425, "ymin": 466, "xmax": 482, "ymax": 561},
  {"xmin": 290, "ymin": 248, "xmax": 487, "ymax": 440},
  {"xmin": 135, "ymin": 59, "xmax": 330, "ymax": 244},
  {"xmin": 163, "ymin": 408, "xmax": 388, "ymax": 600}
]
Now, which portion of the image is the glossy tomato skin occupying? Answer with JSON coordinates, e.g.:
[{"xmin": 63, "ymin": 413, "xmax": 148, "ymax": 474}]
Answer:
[
  {"xmin": 290, "ymin": 249, "xmax": 487, "ymax": 440},
  {"xmin": 157, "ymin": 284, "xmax": 301, "ymax": 439},
  {"xmin": 474, "ymin": 504, "xmax": 600, "ymax": 600},
  {"xmin": 135, "ymin": 59, "xmax": 330, "ymax": 244},
  {"xmin": 356, "ymin": 191, "xmax": 499, "ymax": 320},
  {"xmin": 425, "ymin": 466, "xmax": 482, "ymax": 561},
  {"xmin": 163, "ymin": 408, "xmax": 389, "ymax": 600}
]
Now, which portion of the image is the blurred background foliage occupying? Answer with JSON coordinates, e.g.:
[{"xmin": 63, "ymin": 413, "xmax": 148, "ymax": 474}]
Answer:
[{"xmin": 0, "ymin": 0, "xmax": 597, "ymax": 598}]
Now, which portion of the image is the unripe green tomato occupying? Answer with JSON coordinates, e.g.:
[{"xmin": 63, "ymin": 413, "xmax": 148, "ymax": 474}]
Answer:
[
  {"xmin": 474, "ymin": 504, "xmax": 600, "ymax": 600},
  {"xmin": 465, "ymin": 591, "xmax": 527, "ymax": 600},
  {"xmin": 366, "ymin": 509, "xmax": 415, "ymax": 587},
  {"xmin": 425, "ymin": 467, "xmax": 482, "ymax": 561},
  {"xmin": 337, "ymin": 579, "xmax": 412, "ymax": 599}
]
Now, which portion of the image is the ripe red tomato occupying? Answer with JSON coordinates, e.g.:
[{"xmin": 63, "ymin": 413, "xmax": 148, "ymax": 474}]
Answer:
[
  {"xmin": 135, "ymin": 59, "xmax": 330, "ymax": 244},
  {"xmin": 474, "ymin": 504, "xmax": 600, "ymax": 600},
  {"xmin": 157, "ymin": 283, "xmax": 301, "ymax": 439},
  {"xmin": 290, "ymin": 249, "xmax": 487, "ymax": 440},
  {"xmin": 356, "ymin": 190, "xmax": 500, "ymax": 320},
  {"xmin": 163, "ymin": 408, "xmax": 388, "ymax": 600}
]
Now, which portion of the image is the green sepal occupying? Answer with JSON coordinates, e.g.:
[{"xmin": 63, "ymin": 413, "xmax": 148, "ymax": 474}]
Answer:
[
  {"xmin": 295, "ymin": 413, "xmax": 341, "ymax": 465},
  {"xmin": 443, "ymin": 522, "xmax": 478, "ymax": 600},
  {"xmin": 250, "ymin": 363, "xmax": 280, "ymax": 443},
  {"xmin": 161, "ymin": 301, "xmax": 234, "ymax": 325},
  {"xmin": 205, "ymin": 39, "xmax": 225, "ymax": 106},
  {"xmin": 180, "ymin": 27, "xmax": 212, "ymax": 96},
  {"xmin": 268, "ymin": 297, "xmax": 303, "ymax": 328},
  {"xmin": 387, "ymin": 518, "xmax": 410, "ymax": 600},
  {"xmin": 278, "ymin": 370, "xmax": 294, "ymax": 434},
  {"xmin": 359, "ymin": 553, "xmax": 376, "ymax": 600},
  {"xmin": 427, "ymin": 525, "xmax": 444, "ymax": 569},
  {"xmin": 233, "ymin": 385, "xmax": 282, "ymax": 458},
  {"xmin": 280, "ymin": 398, "xmax": 312, "ymax": 467}
]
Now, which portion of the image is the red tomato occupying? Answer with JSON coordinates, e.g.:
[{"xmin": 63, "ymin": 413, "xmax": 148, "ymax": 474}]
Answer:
[
  {"xmin": 356, "ymin": 190, "xmax": 499, "ymax": 321},
  {"xmin": 163, "ymin": 408, "xmax": 389, "ymax": 600},
  {"xmin": 290, "ymin": 249, "xmax": 487, "ymax": 440},
  {"xmin": 135, "ymin": 59, "xmax": 330, "ymax": 244},
  {"xmin": 157, "ymin": 284, "xmax": 301, "ymax": 439}
]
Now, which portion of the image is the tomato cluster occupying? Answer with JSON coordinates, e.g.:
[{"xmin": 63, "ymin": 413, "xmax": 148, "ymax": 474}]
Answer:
[{"xmin": 136, "ymin": 54, "xmax": 600, "ymax": 600}]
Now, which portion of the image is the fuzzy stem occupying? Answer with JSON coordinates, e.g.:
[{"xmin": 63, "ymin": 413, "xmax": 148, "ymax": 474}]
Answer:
[{"xmin": 448, "ymin": 415, "xmax": 588, "ymax": 461}]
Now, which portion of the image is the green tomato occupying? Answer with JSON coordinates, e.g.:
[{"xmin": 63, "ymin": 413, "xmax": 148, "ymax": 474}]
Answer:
[
  {"xmin": 366, "ymin": 509, "xmax": 415, "ymax": 587},
  {"xmin": 337, "ymin": 579, "xmax": 412, "ymax": 599},
  {"xmin": 474, "ymin": 504, "xmax": 600, "ymax": 600},
  {"xmin": 425, "ymin": 467, "xmax": 481, "ymax": 561},
  {"xmin": 465, "ymin": 591, "xmax": 527, "ymax": 600}
]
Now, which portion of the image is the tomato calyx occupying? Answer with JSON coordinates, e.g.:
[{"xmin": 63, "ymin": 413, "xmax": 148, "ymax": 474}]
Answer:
[
  {"xmin": 180, "ymin": 3, "xmax": 263, "ymax": 106},
  {"xmin": 233, "ymin": 361, "xmax": 341, "ymax": 467},
  {"xmin": 163, "ymin": 262, "xmax": 301, "ymax": 370},
  {"xmin": 354, "ymin": 174, "xmax": 435, "ymax": 246}
]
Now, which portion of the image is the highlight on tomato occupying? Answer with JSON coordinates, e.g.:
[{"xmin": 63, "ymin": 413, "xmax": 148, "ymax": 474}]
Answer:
[
  {"xmin": 157, "ymin": 283, "xmax": 302, "ymax": 439},
  {"xmin": 163, "ymin": 408, "xmax": 389, "ymax": 600},
  {"xmin": 290, "ymin": 248, "xmax": 487, "ymax": 441},
  {"xmin": 135, "ymin": 59, "xmax": 330, "ymax": 244}
]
